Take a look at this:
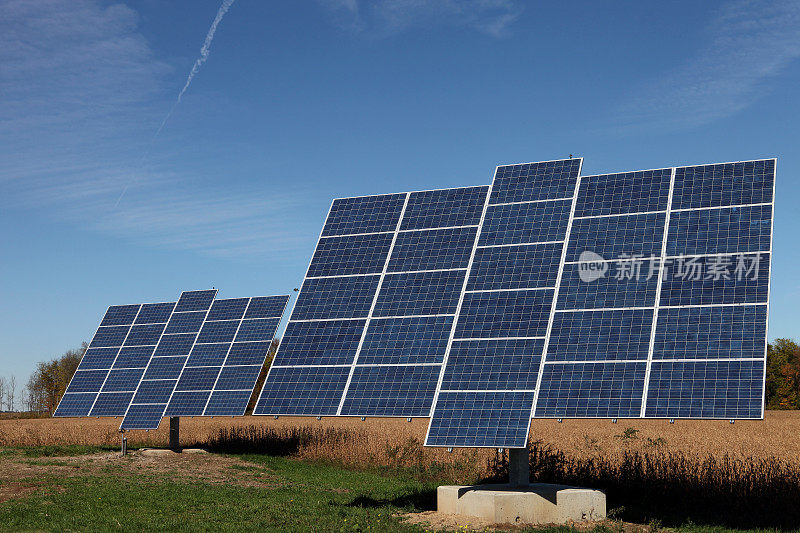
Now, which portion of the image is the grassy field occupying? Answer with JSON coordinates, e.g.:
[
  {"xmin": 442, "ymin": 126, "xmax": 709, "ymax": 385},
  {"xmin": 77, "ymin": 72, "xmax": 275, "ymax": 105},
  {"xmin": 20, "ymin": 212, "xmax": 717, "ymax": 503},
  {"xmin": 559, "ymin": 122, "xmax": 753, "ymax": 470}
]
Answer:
[{"xmin": 2, "ymin": 412, "xmax": 800, "ymax": 531}]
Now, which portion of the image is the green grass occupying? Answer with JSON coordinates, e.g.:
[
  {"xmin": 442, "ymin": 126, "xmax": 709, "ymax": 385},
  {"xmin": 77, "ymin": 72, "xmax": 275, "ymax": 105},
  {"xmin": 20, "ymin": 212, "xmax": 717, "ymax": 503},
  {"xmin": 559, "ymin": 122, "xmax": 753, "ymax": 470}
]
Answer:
[{"xmin": 0, "ymin": 448, "xmax": 792, "ymax": 532}]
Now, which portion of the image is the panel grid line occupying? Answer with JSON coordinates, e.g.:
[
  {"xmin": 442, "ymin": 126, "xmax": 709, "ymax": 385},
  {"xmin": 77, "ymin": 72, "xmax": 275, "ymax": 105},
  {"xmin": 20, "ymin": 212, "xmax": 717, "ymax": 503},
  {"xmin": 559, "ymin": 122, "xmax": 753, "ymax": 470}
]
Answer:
[
  {"xmin": 335, "ymin": 193, "xmax": 411, "ymax": 415},
  {"xmin": 200, "ymin": 298, "xmax": 252, "ymax": 415},
  {"xmin": 423, "ymin": 171, "xmax": 494, "ymax": 440},
  {"xmin": 640, "ymin": 168, "xmax": 676, "ymax": 416},
  {"xmin": 81, "ymin": 305, "xmax": 144, "ymax": 416},
  {"xmin": 530, "ymin": 159, "xmax": 584, "ymax": 422}
]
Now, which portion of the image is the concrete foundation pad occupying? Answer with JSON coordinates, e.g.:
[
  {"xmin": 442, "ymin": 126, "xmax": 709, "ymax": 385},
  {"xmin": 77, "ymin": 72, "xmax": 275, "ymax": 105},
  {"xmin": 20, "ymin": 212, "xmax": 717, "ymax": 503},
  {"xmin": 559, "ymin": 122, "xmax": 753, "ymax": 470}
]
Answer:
[{"xmin": 437, "ymin": 483, "xmax": 605, "ymax": 525}]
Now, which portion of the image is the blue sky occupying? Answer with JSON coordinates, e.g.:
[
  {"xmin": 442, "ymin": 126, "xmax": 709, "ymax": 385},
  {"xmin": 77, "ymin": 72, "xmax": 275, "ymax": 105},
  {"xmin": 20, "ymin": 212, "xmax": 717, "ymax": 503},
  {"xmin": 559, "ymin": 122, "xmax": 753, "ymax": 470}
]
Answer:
[{"xmin": 2, "ymin": 0, "xmax": 799, "ymax": 385}]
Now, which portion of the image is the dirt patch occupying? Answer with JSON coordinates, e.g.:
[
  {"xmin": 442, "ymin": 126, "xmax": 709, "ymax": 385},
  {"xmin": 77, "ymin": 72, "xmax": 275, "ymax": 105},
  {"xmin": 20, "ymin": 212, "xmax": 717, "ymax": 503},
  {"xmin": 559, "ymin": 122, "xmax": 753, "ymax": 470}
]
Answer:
[
  {"xmin": 0, "ymin": 482, "xmax": 40, "ymax": 503},
  {"xmin": 400, "ymin": 512, "xmax": 647, "ymax": 532},
  {"xmin": 0, "ymin": 450, "xmax": 282, "ymax": 491}
]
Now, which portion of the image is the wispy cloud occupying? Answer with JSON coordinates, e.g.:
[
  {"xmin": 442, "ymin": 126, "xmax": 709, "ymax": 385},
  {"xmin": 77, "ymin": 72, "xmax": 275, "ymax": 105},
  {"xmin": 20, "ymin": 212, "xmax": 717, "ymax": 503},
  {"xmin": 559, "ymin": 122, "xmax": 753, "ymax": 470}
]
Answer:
[
  {"xmin": 320, "ymin": 0, "xmax": 523, "ymax": 37},
  {"xmin": 612, "ymin": 0, "xmax": 800, "ymax": 131},
  {"xmin": 1, "ymin": 0, "xmax": 311, "ymax": 259}
]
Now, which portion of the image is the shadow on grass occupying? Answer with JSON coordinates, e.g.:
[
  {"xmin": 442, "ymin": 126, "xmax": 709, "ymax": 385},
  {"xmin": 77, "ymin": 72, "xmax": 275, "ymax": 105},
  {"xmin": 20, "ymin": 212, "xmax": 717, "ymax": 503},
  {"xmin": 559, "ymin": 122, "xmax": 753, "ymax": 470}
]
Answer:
[
  {"xmin": 203, "ymin": 425, "xmax": 355, "ymax": 457},
  {"xmin": 346, "ymin": 490, "xmax": 438, "ymax": 512},
  {"xmin": 485, "ymin": 442, "xmax": 800, "ymax": 530}
]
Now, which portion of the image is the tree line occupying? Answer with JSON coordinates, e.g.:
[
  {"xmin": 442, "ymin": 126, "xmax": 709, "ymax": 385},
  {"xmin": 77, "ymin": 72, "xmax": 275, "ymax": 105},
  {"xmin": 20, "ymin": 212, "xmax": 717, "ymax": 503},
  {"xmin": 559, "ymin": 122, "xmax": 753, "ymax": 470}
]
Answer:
[{"xmin": 6, "ymin": 338, "xmax": 800, "ymax": 415}]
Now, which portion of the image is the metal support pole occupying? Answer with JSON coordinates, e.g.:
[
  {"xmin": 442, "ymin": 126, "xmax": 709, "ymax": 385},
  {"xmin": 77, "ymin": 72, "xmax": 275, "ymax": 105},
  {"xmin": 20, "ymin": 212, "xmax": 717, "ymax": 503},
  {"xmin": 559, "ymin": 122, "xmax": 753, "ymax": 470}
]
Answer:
[
  {"xmin": 169, "ymin": 417, "xmax": 180, "ymax": 451},
  {"xmin": 508, "ymin": 447, "xmax": 529, "ymax": 488},
  {"xmin": 120, "ymin": 431, "xmax": 127, "ymax": 457}
]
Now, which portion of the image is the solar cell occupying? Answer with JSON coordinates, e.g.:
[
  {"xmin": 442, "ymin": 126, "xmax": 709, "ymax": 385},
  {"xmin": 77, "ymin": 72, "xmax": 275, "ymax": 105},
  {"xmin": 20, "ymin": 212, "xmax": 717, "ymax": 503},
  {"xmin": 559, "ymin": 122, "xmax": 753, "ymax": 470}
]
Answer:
[
  {"xmin": 400, "ymin": 186, "xmax": 487, "ymax": 230},
  {"xmin": 339, "ymin": 365, "xmax": 439, "ymax": 417}
]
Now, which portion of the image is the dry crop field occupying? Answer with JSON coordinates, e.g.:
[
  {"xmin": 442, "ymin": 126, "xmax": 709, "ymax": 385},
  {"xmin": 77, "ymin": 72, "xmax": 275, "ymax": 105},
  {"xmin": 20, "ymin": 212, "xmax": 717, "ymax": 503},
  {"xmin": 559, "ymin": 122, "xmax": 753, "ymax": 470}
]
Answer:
[
  {"xmin": 0, "ymin": 411, "xmax": 796, "ymax": 461},
  {"xmin": 2, "ymin": 411, "xmax": 800, "ymax": 530}
]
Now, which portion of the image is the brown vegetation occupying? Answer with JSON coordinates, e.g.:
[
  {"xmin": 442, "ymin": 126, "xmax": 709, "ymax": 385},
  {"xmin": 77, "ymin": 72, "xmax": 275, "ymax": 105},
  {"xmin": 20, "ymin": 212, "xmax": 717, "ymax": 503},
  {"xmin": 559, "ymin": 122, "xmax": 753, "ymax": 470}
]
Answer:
[{"xmin": 3, "ymin": 412, "xmax": 800, "ymax": 527}]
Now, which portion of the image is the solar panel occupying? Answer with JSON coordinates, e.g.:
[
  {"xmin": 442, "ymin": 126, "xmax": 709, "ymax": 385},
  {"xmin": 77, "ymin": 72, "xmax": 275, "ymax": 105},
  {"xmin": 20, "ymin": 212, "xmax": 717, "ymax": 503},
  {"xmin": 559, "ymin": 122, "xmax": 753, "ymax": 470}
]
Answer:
[
  {"xmin": 54, "ymin": 302, "xmax": 175, "ymax": 418},
  {"xmin": 56, "ymin": 290, "xmax": 288, "ymax": 430},
  {"xmin": 252, "ymin": 157, "xmax": 774, "ymax": 450},
  {"xmin": 254, "ymin": 186, "xmax": 490, "ymax": 417},
  {"xmin": 121, "ymin": 292, "xmax": 289, "ymax": 429}
]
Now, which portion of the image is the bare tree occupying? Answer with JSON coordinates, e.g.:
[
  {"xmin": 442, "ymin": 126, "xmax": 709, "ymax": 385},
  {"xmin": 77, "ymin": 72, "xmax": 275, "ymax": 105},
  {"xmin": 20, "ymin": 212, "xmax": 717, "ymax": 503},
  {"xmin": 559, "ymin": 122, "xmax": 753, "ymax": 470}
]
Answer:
[
  {"xmin": 6, "ymin": 375, "xmax": 16, "ymax": 412},
  {"xmin": 0, "ymin": 376, "xmax": 5, "ymax": 412}
]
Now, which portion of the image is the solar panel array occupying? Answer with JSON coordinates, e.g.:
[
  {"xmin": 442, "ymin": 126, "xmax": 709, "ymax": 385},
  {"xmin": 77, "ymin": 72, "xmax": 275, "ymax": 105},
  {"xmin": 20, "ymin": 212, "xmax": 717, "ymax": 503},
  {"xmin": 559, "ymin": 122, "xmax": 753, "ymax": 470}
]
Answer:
[
  {"xmin": 55, "ymin": 290, "xmax": 289, "ymax": 430},
  {"xmin": 254, "ymin": 158, "xmax": 774, "ymax": 449}
]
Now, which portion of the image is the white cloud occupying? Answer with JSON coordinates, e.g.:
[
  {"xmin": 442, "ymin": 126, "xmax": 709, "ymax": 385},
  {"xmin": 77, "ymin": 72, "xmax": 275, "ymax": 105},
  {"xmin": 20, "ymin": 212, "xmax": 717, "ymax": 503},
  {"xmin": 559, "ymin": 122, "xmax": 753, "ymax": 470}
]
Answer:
[
  {"xmin": 0, "ymin": 0, "xmax": 313, "ymax": 259},
  {"xmin": 319, "ymin": 0, "xmax": 523, "ymax": 37},
  {"xmin": 612, "ymin": 0, "xmax": 800, "ymax": 131}
]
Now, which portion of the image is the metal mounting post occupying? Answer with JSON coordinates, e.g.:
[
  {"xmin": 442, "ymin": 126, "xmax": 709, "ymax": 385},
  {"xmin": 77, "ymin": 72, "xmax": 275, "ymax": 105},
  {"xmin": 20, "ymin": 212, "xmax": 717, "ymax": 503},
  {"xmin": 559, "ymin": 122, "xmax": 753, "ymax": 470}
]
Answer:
[
  {"xmin": 508, "ymin": 447, "xmax": 529, "ymax": 488},
  {"xmin": 120, "ymin": 431, "xmax": 127, "ymax": 457},
  {"xmin": 169, "ymin": 417, "xmax": 180, "ymax": 451}
]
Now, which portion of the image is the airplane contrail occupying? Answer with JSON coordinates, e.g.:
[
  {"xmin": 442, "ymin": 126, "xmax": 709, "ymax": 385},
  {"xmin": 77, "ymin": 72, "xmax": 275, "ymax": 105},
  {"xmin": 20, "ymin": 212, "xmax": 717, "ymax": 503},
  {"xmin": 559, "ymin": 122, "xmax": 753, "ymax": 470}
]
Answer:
[{"xmin": 114, "ymin": 0, "xmax": 237, "ymax": 208}]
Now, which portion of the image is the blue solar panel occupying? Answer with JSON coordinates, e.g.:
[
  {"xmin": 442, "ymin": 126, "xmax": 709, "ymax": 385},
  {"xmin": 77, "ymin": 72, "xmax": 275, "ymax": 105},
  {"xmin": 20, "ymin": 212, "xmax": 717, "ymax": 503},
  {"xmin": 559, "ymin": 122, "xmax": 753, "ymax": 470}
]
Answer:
[
  {"xmin": 566, "ymin": 212, "xmax": 666, "ymax": 262},
  {"xmin": 76, "ymin": 348, "xmax": 118, "ymax": 370},
  {"xmin": 113, "ymin": 346, "xmax": 155, "ymax": 368},
  {"xmin": 90, "ymin": 392, "xmax": 133, "ymax": 416},
  {"xmin": 135, "ymin": 303, "xmax": 175, "ymax": 324},
  {"xmin": 671, "ymin": 160, "xmax": 774, "ymax": 210},
  {"xmin": 455, "ymin": 290, "xmax": 553, "ymax": 339},
  {"xmin": 90, "ymin": 326, "xmax": 130, "ymax": 348},
  {"xmin": 426, "ymin": 391, "xmax": 535, "ymax": 448},
  {"xmin": 292, "ymin": 276, "xmax": 380, "ymax": 320},
  {"xmin": 164, "ymin": 391, "xmax": 209, "ymax": 416},
  {"xmin": 245, "ymin": 296, "xmax": 288, "ymax": 319},
  {"xmin": 226, "ymin": 342, "xmax": 273, "ymax": 365},
  {"xmin": 340, "ymin": 365, "xmax": 439, "ymax": 417},
  {"xmin": 400, "ymin": 186, "xmax": 488, "ymax": 230},
  {"xmin": 373, "ymin": 270, "xmax": 465, "ymax": 317},
  {"xmin": 548, "ymin": 309, "xmax": 653, "ymax": 362},
  {"xmin": 121, "ymin": 289, "xmax": 217, "ymax": 430},
  {"xmin": 207, "ymin": 298, "xmax": 249, "ymax": 321},
  {"xmin": 196, "ymin": 320, "xmax": 239, "ymax": 343},
  {"xmin": 174, "ymin": 290, "xmax": 217, "ymax": 312},
  {"xmin": 236, "ymin": 318, "xmax": 281, "ymax": 342},
  {"xmin": 666, "ymin": 204, "xmax": 771, "ymax": 256},
  {"xmin": 659, "ymin": 253, "xmax": 769, "ymax": 306},
  {"xmin": 557, "ymin": 265, "xmax": 658, "ymax": 309},
  {"xmin": 535, "ymin": 362, "xmax": 646, "ymax": 418},
  {"xmin": 243, "ymin": 157, "xmax": 772, "ymax": 450},
  {"xmin": 574, "ymin": 169, "xmax": 672, "ymax": 217},
  {"xmin": 206, "ymin": 390, "xmax": 253, "ymax": 416},
  {"xmin": 490, "ymin": 159, "xmax": 580, "ymax": 204},
  {"xmin": 164, "ymin": 311, "xmax": 207, "ymax": 334},
  {"xmin": 644, "ymin": 360, "xmax": 763, "ymax": 418},
  {"xmin": 468, "ymin": 243, "xmax": 561, "ymax": 291},
  {"xmin": 121, "ymin": 404, "xmax": 165, "ymax": 429},
  {"xmin": 653, "ymin": 305, "xmax": 767, "ymax": 359},
  {"xmin": 100, "ymin": 305, "xmax": 140, "ymax": 327},
  {"xmin": 187, "ymin": 343, "xmax": 230, "ymax": 367},
  {"xmin": 65, "ymin": 370, "xmax": 107, "ymax": 393},
  {"xmin": 321, "ymin": 194, "xmax": 406, "ymax": 237},
  {"xmin": 162, "ymin": 295, "xmax": 288, "ymax": 418},
  {"xmin": 307, "ymin": 233, "xmax": 393, "ymax": 277},
  {"xmin": 124, "ymin": 324, "xmax": 165, "ymax": 346},
  {"xmin": 358, "ymin": 316, "xmax": 453, "ymax": 365},
  {"xmin": 54, "ymin": 393, "xmax": 96, "ymax": 417},
  {"xmin": 273, "ymin": 320, "xmax": 366, "ymax": 366},
  {"xmin": 441, "ymin": 339, "xmax": 543, "ymax": 390},
  {"xmin": 479, "ymin": 200, "xmax": 571, "ymax": 246},
  {"xmin": 255, "ymin": 366, "xmax": 350, "ymax": 415},
  {"xmin": 388, "ymin": 227, "xmax": 476, "ymax": 272}
]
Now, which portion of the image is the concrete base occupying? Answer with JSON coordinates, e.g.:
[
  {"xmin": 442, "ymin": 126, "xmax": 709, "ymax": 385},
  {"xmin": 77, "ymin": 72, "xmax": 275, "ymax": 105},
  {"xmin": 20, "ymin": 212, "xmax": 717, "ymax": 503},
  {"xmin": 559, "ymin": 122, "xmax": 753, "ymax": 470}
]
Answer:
[{"xmin": 437, "ymin": 483, "xmax": 605, "ymax": 525}]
